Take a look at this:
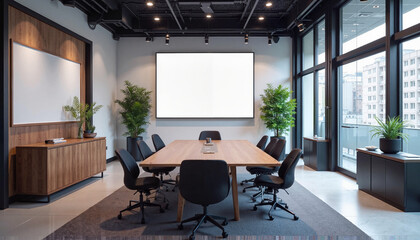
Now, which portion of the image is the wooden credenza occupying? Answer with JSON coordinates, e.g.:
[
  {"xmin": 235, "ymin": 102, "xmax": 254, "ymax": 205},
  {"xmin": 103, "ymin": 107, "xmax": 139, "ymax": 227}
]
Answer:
[{"xmin": 16, "ymin": 138, "xmax": 106, "ymax": 200}]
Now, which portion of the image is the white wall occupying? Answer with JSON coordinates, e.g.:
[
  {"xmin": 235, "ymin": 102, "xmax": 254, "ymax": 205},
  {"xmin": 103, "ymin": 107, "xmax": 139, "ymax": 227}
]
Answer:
[
  {"xmin": 117, "ymin": 37, "xmax": 293, "ymax": 153},
  {"xmin": 15, "ymin": 0, "xmax": 118, "ymax": 159}
]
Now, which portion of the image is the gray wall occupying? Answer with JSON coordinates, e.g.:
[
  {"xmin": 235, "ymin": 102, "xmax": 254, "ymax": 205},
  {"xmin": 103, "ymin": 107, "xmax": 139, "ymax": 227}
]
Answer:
[
  {"xmin": 116, "ymin": 37, "xmax": 293, "ymax": 152},
  {"xmin": 15, "ymin": 0, "xmax": 118, "ymax": 159}
]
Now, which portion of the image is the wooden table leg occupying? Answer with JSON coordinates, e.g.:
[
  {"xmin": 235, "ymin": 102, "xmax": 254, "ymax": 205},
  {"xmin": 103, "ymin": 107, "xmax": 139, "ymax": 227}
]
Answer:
[
  {"xmin": 176, "ymin": 191, "xmax": 185, "ymax": 222},
  {"xmin": 230, "ymin": 166, "xmax": 240, "ymax": 221}
]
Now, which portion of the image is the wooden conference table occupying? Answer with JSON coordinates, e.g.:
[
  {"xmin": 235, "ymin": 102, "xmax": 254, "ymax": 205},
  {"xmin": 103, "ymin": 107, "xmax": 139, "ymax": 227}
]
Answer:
[{"xmin": 140, "ymin": 140, "xmax": 281, "ymax": 221}]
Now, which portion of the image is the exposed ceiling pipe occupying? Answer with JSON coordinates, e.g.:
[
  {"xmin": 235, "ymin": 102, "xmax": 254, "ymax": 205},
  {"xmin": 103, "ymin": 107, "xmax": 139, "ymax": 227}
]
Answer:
[
  {"xmin": 178, "ymin": 1, "xmax": 246, "ymax": 5},
  {"xmin": 239, "ymin": 0, "xmax": 251, "ymax": 21},
  {"xmin": 174, "ymin": 2, "xmax": 186, "ymax": 24},
  {"xmin": 243, "ymin": 0, "xmax": 259, "ymax": 30},
  {"xmin": 165, "ymin": 0, "xmax": 183, "ymax": 30}
]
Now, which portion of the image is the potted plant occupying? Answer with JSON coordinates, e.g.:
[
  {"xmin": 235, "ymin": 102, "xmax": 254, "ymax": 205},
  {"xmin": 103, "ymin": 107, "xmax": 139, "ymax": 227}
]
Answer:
[
  {"xmin": 83, "ymin": 102, "xmax": 103, "ymax": 138},
  {"xmin": 115, "ymin": 81, "xmax": 152, "ymax": 161},
  {"xmin": 63, "ymin": 96, "xmax": 102, "ymax": 138},
  {"xmin": 260, "ymin": 84, "xmax": 296, "ymax": 160},
  {"xmin": 370, "ymin": 116, "xmax": 408, "ymax": 154}
]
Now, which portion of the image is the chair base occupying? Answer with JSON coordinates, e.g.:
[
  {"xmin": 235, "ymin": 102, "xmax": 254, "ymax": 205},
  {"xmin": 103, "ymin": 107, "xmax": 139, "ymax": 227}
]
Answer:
[
  {"xmin": 118, "ymin": 192, "xmax": 164, "ymax": 224},
  {"xmin": 178, "ymin": 206, "xmax": 228, "ymax": 239},
  {"xmin": 253, "ymin": 190, "xmax": 298, "ymax": 221},
  {"xmin": 240, "ymin": 177, "xmax": 255, "ymax": 186}
]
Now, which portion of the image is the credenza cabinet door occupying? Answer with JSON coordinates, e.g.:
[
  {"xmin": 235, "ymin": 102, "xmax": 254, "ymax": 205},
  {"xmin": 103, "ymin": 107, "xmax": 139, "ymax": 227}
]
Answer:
[
  {"xmin": 385, "ymin": 160, "xmax": 405, "ymax": 208},
  {"xmin": 371, "ymin": 156, "xmax": 386, "ymax": 199},
  {"xmin": 356, "ymin": 152, "xmax": 371, "ymax": 192}
]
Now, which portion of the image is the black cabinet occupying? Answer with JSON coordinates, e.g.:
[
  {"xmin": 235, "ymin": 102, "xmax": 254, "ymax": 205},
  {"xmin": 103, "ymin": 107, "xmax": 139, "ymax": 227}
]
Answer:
[
  {"xmin": 357, "ymin": 149, "xmax": 420, "ymax": 212},
  {"xmin": 303, "ymin": 137, "xmax": 329, "ymax": 171}
]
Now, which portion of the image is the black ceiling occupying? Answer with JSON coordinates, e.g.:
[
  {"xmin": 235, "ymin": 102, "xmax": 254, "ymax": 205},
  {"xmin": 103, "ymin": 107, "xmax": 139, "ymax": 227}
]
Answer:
[{"xmin": 59, "ymin": 0, "xmax": 322, "ymax": 39}]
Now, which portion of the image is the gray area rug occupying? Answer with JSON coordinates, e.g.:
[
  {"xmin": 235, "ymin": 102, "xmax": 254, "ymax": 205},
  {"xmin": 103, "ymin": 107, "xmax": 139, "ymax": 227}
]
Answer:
[{"xmin": 45, "ymin": 175, "xmax": 371, "ymax": 239}]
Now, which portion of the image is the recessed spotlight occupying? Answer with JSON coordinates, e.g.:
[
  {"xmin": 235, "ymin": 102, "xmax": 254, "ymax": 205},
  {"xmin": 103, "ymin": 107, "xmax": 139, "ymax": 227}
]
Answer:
[
  {"xmin": 244, "ymin": 34, "xmax": 249, "ymax": 44},
  {"xmin": 206, "ymin": 14, "xmax": 212, "ymax": 18},
  {"xmin": 154, "ymin": 17, "xmax": 160, "ymax": 21},
  {"xmin": 373, "ymin": 5, "xmax": 380, "ymax": 8},
  {"xmin": 146, "ymin": 1, "xmax": 153, "ymax": 7},
  {"xmin": 266, "ymin": 1, "xmax": 272, "ymax": 7},
  {"xmin": 165, "ymin": 33, "xmax": 170, "ymax": 45},
  {"xmin": 258, "ymin": 16, "xmax": 265, "ymax": 21}
]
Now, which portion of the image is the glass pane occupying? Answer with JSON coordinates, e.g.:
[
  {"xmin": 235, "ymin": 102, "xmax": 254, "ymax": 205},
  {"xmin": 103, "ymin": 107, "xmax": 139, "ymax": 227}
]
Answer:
[
  {"xmin": 317, "ymin": 69, "xmax": 326, "ymax": 138},
  {"xmin": 402, "ymin": 0, "xmax": 420, "ymax": 30},
  {"xmin": 339, "ymin": 52, "xmax": 386, "ymax": 173},
  {"xmin": 302, "ymin": 73, "xmax": 314, "ymax": 144},
  {"xmin": 402, "ymin": 36, "xmax": 420, "ymax": 154},
  {"xmin": 316, "ymin": 20, "xmax": 325, "ymax": 64},
  {"xmin": 303, "ymin": 30, "xmax": 314, "ymax": 70},
  {"xmin": 341, "ymin": 0, "xmax": 385, "ymax": 54}
]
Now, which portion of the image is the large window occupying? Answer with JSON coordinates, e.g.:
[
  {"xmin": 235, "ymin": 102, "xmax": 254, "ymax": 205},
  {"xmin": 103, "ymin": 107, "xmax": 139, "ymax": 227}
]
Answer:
[
  {"xmin": 302, "ymin": 73, "xmax": 314, "ymax": 141},
  {"xmin": 339, "ymin": 52, "xmax": 386, "ymax": 173},
  {"xmin": 341, "ymin": 0, "xmax": 385, "ymax": 54},
  {"xmin": 402, "ymin": 0, "xmax": 420, "ymax": 30},
  {"xmin": 402, "ymin": 36, "xmax": 420, "ymax": 155},
  {"xmin": 317, "ymin": 69, "xmax": 326, "ymax": 138},
  {"xmin": 316, "ymin": 20, "xmax": 326, "ymax": 64},
  {"xmin": 302, "ymin": 29, "xmax": 314, "ymax": 70}
]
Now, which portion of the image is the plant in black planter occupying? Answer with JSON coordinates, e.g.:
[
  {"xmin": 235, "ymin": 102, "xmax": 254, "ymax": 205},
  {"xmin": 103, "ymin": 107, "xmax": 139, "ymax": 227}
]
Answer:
[
  {"xmin": 370, "ymin": 116, "xmax": 408, "ymax": 154},
  {"xmin": 115, "ymin": 81, "xmax": 152, "ymax": 161},
  {"xmin": 260, "ymin": 84, "xmax": 297, "ymax": 160}
]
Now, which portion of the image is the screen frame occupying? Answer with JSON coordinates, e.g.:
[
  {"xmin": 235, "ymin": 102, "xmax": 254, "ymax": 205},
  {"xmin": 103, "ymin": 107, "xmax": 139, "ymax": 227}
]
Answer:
[{"xmin": 155, "ymin": 52, "xmax": 255, "ymax": 119}]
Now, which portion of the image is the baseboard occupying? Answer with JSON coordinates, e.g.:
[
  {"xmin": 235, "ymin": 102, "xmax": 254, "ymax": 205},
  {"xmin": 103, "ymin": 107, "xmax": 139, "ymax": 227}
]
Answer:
[{"xmin": 106, "ymin": 156, "xmax": 117, "ymax": 164}]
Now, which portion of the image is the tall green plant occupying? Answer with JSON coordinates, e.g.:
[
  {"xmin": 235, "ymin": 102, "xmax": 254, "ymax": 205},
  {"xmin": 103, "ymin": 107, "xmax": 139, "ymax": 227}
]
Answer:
[
  {"xmin": 115, "ymin": 81, "xmax": 152, "ymax": 138},
  {"xmin": 260, "ymin": 84, "xmax": 297, "ymax": 137},
  {"xmin": 370, "ymin": 116, "xmax": 409, "ymax": 141}
]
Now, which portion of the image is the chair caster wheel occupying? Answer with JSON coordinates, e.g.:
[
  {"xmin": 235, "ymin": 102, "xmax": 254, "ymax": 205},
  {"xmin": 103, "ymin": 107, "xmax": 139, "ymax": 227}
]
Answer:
[
  {"xmin": 160, "ymin": 208, "xmax": 165, "ymax": 213},
  {"xmin": 178, "ymin": 224, "xmax": 183, "ymax": 230},
  {"xmin": 141, "ymin": 218, "xmax": 145, "ymax": 224},
  {"xmin": 189, "ymin": 234, "xmax": 195, "ymax": 240},
  {"xmin": 222, "ymin": 232, "xmax": 228, "ymax": 238},
  {"xmin": 253, "ymin": 206, "xmax": 257, "ymax": 211},
  {"xmin": 294, "ymin": 216, "xmax": 299, "ymax": 220},
  {"xmin": 240, "ymin": 182, "xmax": 244, "ymax": 186},
  {"xmin": 117, "ymin": 214, "xmax": 122, "ymax": 220},
  {"xmin": 222, "ymin": 220, "xmax": 228, "ymax": 226},
  {"xmin": 243, "ymin": 189, "xmax": 246, "ymax": 193},
  {"xmin": 268, "ymin": 216, "xmax": 274, "ymax": 221},
  {"xmin": 251, "ymin": 197, "xmax": 256, "ymax": 202}
]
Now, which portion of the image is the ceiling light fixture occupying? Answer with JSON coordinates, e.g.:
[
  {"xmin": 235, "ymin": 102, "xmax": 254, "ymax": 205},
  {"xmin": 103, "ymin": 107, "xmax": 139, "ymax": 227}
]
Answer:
[
  {"xmin": 265, "ymin": 1, "xmax": 272, "ymax": 7},
  {"xmin": 165, "ymin": 34, "xmax": 170, "ymax": 45},
  {"xmin": 146, "ymin": 36, "xmax": 153, "ymax": 42},
  {"xmin": 206, "ymin": 14, "xmax": 212, "ymax": 18},
  {"xmin": 154, "ymin": 17, "xmax": 160, "ymax": 21},
  {"xmin": 297, "ymin": 21, "xmax": 305, "ymax": 32},
  {"xmin": 244, "ymin": 34, "xmax": 249, "ymax": 44},
  {"xmin": 268, "ymin": 35, "xmax": 272, "ymax": 45},
  {"xmin": 146, "ymin": 1, "xmax": 153, "ymax": 7},
  {"xmin": 258, "ymin": 16, "xmax": 265, "ymax": 21},
  {"xmin": 205, "ymin": 34, "xmax": 209, "ymax": 45}
]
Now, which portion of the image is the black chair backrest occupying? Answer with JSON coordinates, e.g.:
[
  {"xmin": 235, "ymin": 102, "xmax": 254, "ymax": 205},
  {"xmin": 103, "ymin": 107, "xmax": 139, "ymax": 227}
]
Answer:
[
  {"xmin": 264, "ymin": 138, "xmax": 279, "ymax": 155},
  {"xmin": 152, "ymin": 134, "xmax": 165, "ymax": 152},
  {"xmin": 271, "ymin": 139, "xmax": 286, "ymax": 161},
  {"xmin": 137, "ymin": 140, "xmax": 154, "ymax": 160},
  {"xmin": 278, "ymin": 148, "xmax": 302, "ymax": 189},
  {"xmin": 199, "ymin": 131, "xmax": 222, "ymax": 140},
  {"xmin": 179, "ymin": 160, "xmax": 230, "ymax": 206},
  {"xmin": 115, "ymin": 149, "xmax": 140, "ymax": 190},
  {"xmin": 256, "ymin": 135, "xmax": 269, "ymax": 150}
]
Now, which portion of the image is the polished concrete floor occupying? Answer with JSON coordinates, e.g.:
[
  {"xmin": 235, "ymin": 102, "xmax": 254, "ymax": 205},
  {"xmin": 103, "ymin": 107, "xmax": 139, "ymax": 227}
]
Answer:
[{"xmin": 1, "ymin": 160, "xmax": 419, "ymax": 239}]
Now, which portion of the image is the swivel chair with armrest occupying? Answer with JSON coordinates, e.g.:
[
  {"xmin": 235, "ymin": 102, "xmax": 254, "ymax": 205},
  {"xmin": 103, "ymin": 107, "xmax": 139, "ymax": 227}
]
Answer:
[
  {"xmin": 253, "ymin": 148, "xmax": 302, "ymax": 221},
  {"xmin": 241, "ymin": 138, "xmax": 280, "ymax": 188},
  {"xmin": 178, "ymin": 160, "xmax": 230, "ymax": 240},
  {"xmin": 198, "ymin": 130, "xmax": 222, "ymax": 140},
  {"xmin": 115, "ymin": 149, "xmax": 163, "ymax": 224},
  {"xmin": 137, "ymin": 140, "xmax": 176, "ymax": 192}
]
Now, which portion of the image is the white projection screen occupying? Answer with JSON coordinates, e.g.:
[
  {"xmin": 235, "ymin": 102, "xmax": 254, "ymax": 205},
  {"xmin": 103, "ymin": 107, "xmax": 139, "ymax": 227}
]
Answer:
[{"xmin": 156, "ymin": 53, "xmax": 254, "ymax": 118}]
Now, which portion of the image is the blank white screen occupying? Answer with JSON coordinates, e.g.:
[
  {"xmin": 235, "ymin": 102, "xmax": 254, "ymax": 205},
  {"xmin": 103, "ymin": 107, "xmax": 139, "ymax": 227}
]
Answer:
[{"xmin": 156, "ymin": 53, "xmax": 254, "ymax": 118}]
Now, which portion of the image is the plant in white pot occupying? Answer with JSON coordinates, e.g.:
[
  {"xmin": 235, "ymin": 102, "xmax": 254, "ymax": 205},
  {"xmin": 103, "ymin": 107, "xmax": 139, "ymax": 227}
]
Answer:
[
  {"xmin": 115, "ymin": 81, "xmax": 152, "ymax": 161},
  {"xmin": 370, "ymin": 116, "xmax": 408, "ymax": 154}
]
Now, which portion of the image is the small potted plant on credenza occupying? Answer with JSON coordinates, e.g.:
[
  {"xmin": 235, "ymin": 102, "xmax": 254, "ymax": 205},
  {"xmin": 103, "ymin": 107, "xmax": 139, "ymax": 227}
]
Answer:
[
  {"xmin": 83, "ymin": 101, "xmax": 102, "ymax": 138},
  {"xmin": 115, "ymin": 81, "xmax": 152, "ymax": 161},
  {"xmin": 370, "ymin": 116, "xmax": 408, "ymax": 154}
]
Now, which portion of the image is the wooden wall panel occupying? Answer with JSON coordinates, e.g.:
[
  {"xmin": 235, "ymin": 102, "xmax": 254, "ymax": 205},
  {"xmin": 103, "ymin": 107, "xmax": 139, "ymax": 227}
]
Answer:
[{"xmin": 8, "ymin": 6, "xmax": 86, "ymax": 197}]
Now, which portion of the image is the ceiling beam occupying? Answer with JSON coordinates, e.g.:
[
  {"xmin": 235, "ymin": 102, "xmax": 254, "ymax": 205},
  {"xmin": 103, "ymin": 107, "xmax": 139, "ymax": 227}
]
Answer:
[
  {"xmin": 165, "ymin": 0, "xmax": 184, "ymax": 30},
  {"xmin": 243, "ymin": 0, "xmax": 259, "ymax": 30}
]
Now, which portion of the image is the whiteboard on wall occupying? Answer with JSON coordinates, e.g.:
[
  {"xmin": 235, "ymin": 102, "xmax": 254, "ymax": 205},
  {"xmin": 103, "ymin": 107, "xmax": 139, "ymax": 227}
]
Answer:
[{"xmin": 12, "ymin": 41, "xmax": 81, "ymax": 126}]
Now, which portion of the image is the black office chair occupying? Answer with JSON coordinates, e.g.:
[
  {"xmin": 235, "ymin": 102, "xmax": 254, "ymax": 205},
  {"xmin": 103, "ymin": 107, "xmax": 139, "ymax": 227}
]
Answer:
[
  {"xmin": 256, "ymin": 135, "xmax": 269, "ymax": 150},
  {"xmin": 137, "ymin": 140, "xmax": 176, "ymax": 192},
  {"xmin": 178, "ymin": 160, "xmax": 229, "ymax": 240},
  {"xmin": 253, "ymin": 148, "xmax": 302, "ymax": 221},
  {"xmin": 241, "ymin": 138, "xmax": 279, "ymax": 187},
  {"xmin": 198, "ymin": 131, "xmax": 222, "ymax": 140},
  {"xmin": 152, "ymin": 134, "xmax": 165, "ymax": 152},
  {"xmin": 115, "ymin": 149, "xmax": 163, "ymax": 224}
]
